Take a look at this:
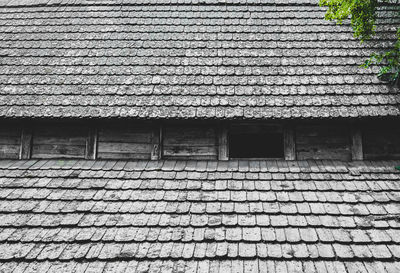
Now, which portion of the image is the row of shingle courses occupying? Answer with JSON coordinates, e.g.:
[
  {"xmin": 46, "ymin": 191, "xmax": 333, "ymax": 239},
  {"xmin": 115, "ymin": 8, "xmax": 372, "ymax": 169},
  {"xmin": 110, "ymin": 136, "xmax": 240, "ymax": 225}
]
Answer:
[
  {"xmin": 0, "ymin": 74, "xmax": 386, "ymax": 85},
  {"xmin": 0, "ymin": 42, "xmax": 391, "ymax": 51},
  {"xmin": 0, "ymin": 49, "xmax": 384, "ymax": 61},
  {"xmin": 2, "ymin": 105, "xmax": 400, "ymax": 118},
  {"xmin": 1, "ymin": 94, "xmax": 398, "ymax": 107},
  {"xmin": 0, "ymin": 6, "xmax": 332, "ymax": 18},
  {"xmin": 0, "ymin": 85, "xmax": 394, "ymax": 96},
  {"xmin": 0, "ymin": 32, "xmax": 380, "ymax": 43},
  {"xmin": 0, "ymin": 204, "xmax": 398, "ymax": 223},
  {"xmin": 0, "ymin": 65, "xmax": 380, "ymax": 76},
  {"xmin": 0, "ymin": 4, "xmax": 396, "ymax": 18},
  {"xmin": 0, "ymin": 18, "xmax": 360, "ymax": 27},
  {"xmin": 0, "ymin": 26, "xmax": 396, "ymax": 36},
  {"xmin": 0, "ymin": 49, "xmax": 391, "ymax": 65},
  {"xmin": 1, "ymin": 260, "xmax": 399, "ymax": 273},
  {"xmin": 0, "ymin": 215, "xmax": 399, "ymax": 254},
  {"xmin": 1, "ymin": 221, "xmax": 399, "ymax": 241},
  {"xmin": 0, "ymin": 25, "xmax": 375, "ymax": 34},
  {"xmin": 0, "ymin": 29, "xmax": 393, "ymax": 41},
  {"xmin": 0, "ymin": 242, "xmax": 398, "ymax": 262},
  {"xmin": 1, "ymin": 178, "xmax": 398, "ymax": 218}
]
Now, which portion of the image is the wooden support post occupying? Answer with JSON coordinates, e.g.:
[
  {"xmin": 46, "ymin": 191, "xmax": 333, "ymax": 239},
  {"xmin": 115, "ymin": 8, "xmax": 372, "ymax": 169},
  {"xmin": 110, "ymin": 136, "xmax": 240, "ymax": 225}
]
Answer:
[
  {"xmin": 218, "ymin": 124, "xmax": 229, "ymax": 161},
  {"xmin": 19, "ymin": 128, "xmax": 33, "ymax": 159},
  {"xmin": 151, "ymin": 124, "xmax": 162, "ymax": 160},
  {"xmin": 85, "ymin": 128, "xmax": 97, "ymax": 160},
  {"xmin": 284, "ymin": 126, "xmax": 296, "ymax": 160},
  {"xmin": 351, "ymin": 127, "xmax": 363, "ymax": 161}
]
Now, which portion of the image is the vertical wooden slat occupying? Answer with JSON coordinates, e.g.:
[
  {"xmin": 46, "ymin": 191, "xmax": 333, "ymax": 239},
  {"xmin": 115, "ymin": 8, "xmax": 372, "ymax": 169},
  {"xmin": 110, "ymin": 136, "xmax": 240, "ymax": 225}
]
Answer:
[
  {"xmin": 151, "ymin": 124, "xmax": 161, "ymax": 160},
  {"xmin": 218, "ymin": 124, "xmax": 229, "ymax": 160},
  {"xmin": 284, "ymin": 126, "xmax": 296, "ymax": 160},
  {"xmin": 20, "ymin": 128, "xmax": 33, "ymax": 159},
  {"xmin": 351, "ymin": 127, "xmax": 363, "ymax": 161},
  {"xmin": 85, "ymin": 128, "xmax": 97, "ymax": 160}
]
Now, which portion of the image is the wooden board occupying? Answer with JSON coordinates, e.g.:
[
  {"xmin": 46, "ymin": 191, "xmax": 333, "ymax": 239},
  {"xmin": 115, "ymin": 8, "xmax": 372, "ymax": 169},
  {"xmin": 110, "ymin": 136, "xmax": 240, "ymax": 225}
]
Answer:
[
  {"xmin": 218, "ymin": 124, "xmax": 229, "ymax": 161},
  {"xmin": 296, "ymin": 124, "xmax": 351, "ymax": 161},
  {"xmin": 97, "ymin": 125, "xmax": 154, "ymax": 160},
  {"xmin": 31, "ymin": 125, "xmax": 87, "ymax": 159},
  {"xmin": 20, "ymin": 128, "xmax": 33, "ymax": 159},
  {"xmin": 284, "ymin": 126, "xmax": 296, "ymax": 160},
  {"xmin": 351, "ymin": 128, "xmax": 363, "ymax": 161},
  {"xmin": 0, "ymin": 126, "xmax": 21, "ymax": 159},
  {"xmin": 163, "ymin": 125, "xmax": 218, "ymax": 160},
  {"xmin": 363, "ymin": 126, "xmax": 400, "ymax": 160}
]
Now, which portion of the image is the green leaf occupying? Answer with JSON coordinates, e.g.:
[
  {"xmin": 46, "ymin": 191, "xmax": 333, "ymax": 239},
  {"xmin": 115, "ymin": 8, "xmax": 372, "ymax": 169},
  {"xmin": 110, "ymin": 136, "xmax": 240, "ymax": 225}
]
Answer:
[{"xmin": 320, "ymin": 0, "xmax": 399, "ymax": 84}]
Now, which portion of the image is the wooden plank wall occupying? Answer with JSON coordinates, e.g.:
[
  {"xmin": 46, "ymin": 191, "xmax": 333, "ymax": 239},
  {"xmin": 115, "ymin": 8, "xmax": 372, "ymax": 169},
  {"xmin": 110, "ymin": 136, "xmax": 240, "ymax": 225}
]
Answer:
[
  {"xmin": 162, "ymin": 124, "xmax": 218, "ymax": 160},
  {"xmin": 0, "ymin": 126, "xmax": 21, "ymax": 159},
  {"xmin": 97, "ymin": 125, "xmax": 154, "ymax": 160},
  {"xmin": 295, "ymin": 124, "xmax": 352, "ymax": 161},
  {"xmin": 363, "ymin": 126, "xmax": 400, "ymax": 160},
  {"xmin": 31, "ymin": 125, "xmax": 87, "ymax": 159},
  {"xmin": 0, "ymin": 120, "xmax": 399, "ymax": 161}
]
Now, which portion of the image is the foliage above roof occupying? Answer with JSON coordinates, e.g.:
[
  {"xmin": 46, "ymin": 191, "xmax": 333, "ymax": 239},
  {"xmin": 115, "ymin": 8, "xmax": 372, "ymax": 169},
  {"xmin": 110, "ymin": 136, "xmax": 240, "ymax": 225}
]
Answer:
[{"xmin": 0, "ymin": 0, "xmax": 399, "ymax": 119}]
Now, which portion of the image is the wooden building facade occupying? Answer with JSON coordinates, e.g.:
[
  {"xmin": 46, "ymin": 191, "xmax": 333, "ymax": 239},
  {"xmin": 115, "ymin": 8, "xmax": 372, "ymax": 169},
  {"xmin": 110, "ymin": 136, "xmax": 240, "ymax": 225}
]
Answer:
[
  {"xmin": 1, "ymin": 0, "xmax": 400, "ymax": 272},
  {"xmin": 2, "ymin": 119, "xmax": 399, "ymax": 161}
]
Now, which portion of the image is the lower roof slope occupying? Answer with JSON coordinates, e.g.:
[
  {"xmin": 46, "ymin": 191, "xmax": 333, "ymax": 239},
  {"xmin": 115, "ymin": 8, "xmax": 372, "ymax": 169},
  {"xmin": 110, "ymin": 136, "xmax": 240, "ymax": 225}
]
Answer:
[
  {"xmin": 0, "ymin": 159, "xmax": 399, "ymax": 272},
  {"xmin": 0, "ymin": 0, "xmax": 399, "ymax": 119}
]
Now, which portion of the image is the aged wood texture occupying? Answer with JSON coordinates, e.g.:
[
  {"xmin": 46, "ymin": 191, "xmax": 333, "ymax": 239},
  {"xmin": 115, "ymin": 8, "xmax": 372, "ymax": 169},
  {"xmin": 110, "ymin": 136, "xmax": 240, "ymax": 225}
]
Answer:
[
  {"xmin": 97, "ymin": 125, "xmax": 153, "ymax": 160},
  {"xmin": 85, "ymin": 128, "xmax": 97, "ymax": 160},
  {"xmin": 363, "ymin": 126, "xmax": 400, "ymax": 159},
  {"xmin": 0, "ymin": 126, "xmax": 21, "ymax": 159},
  {"xmin": 31, "ymin": 126, "xmax": 87, "ymax": 159},
  {"xmin": 218, "ymin": 124, "xmax": 229, "ymax": 161},
  {"xmin": 296, "ymin": 124, "xmax": 351, "ymax": 161},
  {"xmin": 163, "ymin": 125, "xmax": 218, "ymax": 160},
  {"xmin": 351, "ymin": 127, "xmax": 363, "ymax": 161},
  {"xmin": 151, "ymin": 126, "xmax": 161, "ymax": 160},
  {"xmin": 19, "ymin": 128, "xmax": 32, "ymax": 159},
  {"xmin": 284, "ymin": 126, "xmax": 296, "ymax": 160}
]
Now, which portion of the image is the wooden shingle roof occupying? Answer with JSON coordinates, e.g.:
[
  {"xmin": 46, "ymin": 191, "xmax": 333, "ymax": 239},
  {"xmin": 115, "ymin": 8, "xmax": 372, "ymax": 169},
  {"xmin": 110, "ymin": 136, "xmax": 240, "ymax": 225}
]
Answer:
[
  {"xmin": 0, "ymin": 159, "xmax": 400, "ymax": 272},
  {"xmin": 0, "ymin": 0, "xmax": 399, "ymax": 119}
]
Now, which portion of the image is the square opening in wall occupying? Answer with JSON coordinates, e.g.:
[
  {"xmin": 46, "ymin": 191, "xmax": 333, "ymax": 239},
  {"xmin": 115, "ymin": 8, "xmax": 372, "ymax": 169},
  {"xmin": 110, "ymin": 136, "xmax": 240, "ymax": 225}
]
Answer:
[{"xmin": 229, "ymin": 124, "xmax": 284, "ymax": 159}]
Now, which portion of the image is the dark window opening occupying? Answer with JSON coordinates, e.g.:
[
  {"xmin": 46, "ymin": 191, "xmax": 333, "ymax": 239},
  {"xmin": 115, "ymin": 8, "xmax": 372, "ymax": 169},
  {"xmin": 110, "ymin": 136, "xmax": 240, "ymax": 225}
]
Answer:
[{"xmin": 229, "ymin": 131, "xmax": 284, "ymax": 158}]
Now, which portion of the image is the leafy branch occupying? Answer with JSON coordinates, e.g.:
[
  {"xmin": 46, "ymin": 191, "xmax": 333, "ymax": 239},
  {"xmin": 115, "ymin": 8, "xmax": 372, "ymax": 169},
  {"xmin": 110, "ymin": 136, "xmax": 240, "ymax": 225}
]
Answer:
[{"xmin": 319, "ymin": 0, "xmax": 400, "ymax": 85}]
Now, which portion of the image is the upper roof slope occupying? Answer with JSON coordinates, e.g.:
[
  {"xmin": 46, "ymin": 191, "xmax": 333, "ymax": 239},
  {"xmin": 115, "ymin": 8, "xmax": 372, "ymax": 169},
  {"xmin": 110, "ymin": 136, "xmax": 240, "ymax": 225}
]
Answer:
[{"xmin": 0, "ymin": 0, "xmax": 399, "ymax": 119}]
